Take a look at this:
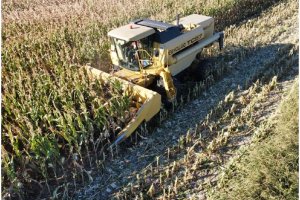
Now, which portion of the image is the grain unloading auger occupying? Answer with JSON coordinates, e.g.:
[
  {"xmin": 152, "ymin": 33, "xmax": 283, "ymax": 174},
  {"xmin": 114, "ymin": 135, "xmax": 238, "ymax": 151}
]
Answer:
[{"xmin": 87, "ymin": 14, "xmax": 224, "ymax": 147}]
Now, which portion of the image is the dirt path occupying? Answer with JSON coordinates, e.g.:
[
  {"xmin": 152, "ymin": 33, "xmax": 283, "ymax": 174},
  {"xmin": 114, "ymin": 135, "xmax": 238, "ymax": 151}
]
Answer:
[{"xmin": 75, "ymin": 1, "xmax": 298, "ymax": 199}]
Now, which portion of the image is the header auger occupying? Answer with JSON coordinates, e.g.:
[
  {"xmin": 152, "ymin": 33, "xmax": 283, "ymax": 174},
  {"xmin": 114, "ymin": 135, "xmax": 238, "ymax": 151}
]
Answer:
[{"xmin": 86, "ymin": 14, "xmax": 224, "ymax": 147}]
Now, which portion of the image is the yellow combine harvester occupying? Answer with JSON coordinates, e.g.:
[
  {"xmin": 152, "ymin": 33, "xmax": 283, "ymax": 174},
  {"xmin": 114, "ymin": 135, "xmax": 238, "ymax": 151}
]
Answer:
[{"xmin": 85, "ymin": 14, "xmax": 224, "ymax": 146}]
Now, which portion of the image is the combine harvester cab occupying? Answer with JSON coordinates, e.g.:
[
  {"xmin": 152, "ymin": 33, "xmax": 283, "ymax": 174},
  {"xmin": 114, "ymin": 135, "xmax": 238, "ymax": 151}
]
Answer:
[{"xmin": 85, "ymin": 66, "xmax": 161, "ymax": 147}]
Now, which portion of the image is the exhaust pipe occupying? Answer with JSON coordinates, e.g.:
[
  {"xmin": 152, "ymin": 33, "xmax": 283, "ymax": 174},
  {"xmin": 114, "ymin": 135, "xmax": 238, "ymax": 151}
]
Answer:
[{"xmin": 176, "ymin": 14, "xmax": 180, "ymax": 26}]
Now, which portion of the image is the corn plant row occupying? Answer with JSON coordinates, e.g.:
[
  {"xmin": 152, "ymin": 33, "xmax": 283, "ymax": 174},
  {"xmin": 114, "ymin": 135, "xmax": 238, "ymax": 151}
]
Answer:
[
  {"xmin": 2, "ymin": 63, "xmax": 133, "ymax": 199},
  {"xmin": 1, "ymin": 0, "xmax": 288, "ymax": 198}
]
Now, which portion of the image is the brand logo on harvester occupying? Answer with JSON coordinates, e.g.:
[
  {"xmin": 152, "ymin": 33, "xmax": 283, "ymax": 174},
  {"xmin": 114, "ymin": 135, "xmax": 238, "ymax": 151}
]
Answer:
[{"xmin": 168, "ymin": 33, "xmax": 203, "ymax": 55}]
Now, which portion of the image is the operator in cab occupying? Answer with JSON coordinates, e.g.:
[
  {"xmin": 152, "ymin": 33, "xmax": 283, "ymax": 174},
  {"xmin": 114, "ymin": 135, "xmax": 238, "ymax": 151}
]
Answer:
[{"xmin": 124, "ymin": 42, "xmax": 139, "ymax": 70}]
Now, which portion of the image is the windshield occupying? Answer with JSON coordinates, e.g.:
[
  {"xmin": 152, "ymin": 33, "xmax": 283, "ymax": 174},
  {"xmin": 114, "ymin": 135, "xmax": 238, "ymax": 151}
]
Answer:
[
  {"xmin": 113, "ymin": 39, "xmax": 139, "ymax": 71},
  {"xmin": 113, "ymin": 37, "xmax": 153, "ymax": 71}
]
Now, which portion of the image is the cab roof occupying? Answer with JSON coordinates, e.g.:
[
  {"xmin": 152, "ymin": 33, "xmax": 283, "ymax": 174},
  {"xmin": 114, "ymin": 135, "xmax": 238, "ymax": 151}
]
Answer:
[{"xmin": 108, "ymin": 24, "xmax": 155, "ymax": 42}]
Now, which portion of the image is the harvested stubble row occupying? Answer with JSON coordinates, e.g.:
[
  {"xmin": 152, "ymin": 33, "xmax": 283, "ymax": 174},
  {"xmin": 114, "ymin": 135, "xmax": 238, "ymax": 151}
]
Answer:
[
  {"xmin": 114, "ymin": 77, "xmax": 284, "ymax": 199},
  {"xmin": 207, "ymin": 79, "xmax": 298, "ymax": 200},
  {"xmin": 111, "ymin": 0, "xmax": 298, "ymax": 199},
  {"xmin": 1, "ymin": 0, "xmax": 286, "ymax": 199},
  {"xmin": 114, "ymin": 66, "xmax": 297, "ymax": 200}
]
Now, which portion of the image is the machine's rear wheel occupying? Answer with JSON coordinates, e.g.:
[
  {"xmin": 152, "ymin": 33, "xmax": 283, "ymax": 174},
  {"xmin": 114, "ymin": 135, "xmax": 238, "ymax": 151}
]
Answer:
[{"xmin": 175, "ymin": 59, "xmax": 208, "ymax": 82}]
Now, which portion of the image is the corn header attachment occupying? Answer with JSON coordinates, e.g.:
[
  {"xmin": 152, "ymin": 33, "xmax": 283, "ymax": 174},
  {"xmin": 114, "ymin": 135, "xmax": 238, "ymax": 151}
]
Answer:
[{"xmin": 85, "ymin": 66, "xmax": 161, "ymax": 147}]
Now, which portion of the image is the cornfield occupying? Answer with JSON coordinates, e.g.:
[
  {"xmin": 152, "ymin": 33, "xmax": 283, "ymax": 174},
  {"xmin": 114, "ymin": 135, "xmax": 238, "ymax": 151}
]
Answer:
[
  {"xmin": 1, "ymin": 0, "xmax": 286, "ymax": 198},
  {"xmin": 2, "ymin": 50, "xmax": 133, "ymax": 197}
]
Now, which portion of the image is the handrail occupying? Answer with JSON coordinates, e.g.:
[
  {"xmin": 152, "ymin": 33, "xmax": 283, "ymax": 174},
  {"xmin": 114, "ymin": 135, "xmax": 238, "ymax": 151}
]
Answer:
[{"xmin": 136, "ymin": 49, "xmax": 153, "ymax": 70}]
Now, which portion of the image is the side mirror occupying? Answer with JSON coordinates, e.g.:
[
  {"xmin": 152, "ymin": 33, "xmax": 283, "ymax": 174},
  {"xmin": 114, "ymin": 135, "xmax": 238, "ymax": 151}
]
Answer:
[{"xmin": 154, "ymin": 49, "xmax": 159, "ymax": 57}]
